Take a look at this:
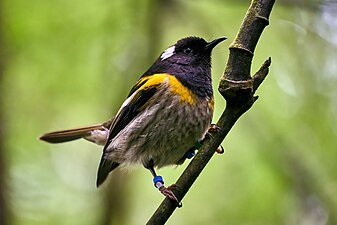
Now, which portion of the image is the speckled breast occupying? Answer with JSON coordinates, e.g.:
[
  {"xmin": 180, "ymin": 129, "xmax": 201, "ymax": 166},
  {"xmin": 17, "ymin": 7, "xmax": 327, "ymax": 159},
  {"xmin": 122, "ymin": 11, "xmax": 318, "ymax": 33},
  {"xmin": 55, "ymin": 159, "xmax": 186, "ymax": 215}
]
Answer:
[{"xmin": 105, "ymin": 77, "xmax": 214, "ymax": 168}]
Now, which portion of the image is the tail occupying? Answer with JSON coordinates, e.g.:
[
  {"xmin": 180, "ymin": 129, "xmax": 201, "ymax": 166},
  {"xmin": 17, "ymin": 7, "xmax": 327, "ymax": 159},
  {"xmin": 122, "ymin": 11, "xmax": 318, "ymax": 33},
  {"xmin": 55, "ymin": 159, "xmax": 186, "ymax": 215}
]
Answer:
[
  {"xmin": 96, "ymin": 158, "xmax": 120, "ymax": 187},
  {"xmin": 39, "ymin": 120, "xmax": 112, "ymax": 145}
]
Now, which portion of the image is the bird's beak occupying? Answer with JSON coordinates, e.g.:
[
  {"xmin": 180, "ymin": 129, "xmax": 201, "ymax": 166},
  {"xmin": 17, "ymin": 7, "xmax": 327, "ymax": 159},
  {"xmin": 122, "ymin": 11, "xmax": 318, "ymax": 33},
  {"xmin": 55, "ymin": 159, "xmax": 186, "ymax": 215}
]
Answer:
[{"xmin": 205, "ymin": 37, "xmax": 227, "ymax": 51}]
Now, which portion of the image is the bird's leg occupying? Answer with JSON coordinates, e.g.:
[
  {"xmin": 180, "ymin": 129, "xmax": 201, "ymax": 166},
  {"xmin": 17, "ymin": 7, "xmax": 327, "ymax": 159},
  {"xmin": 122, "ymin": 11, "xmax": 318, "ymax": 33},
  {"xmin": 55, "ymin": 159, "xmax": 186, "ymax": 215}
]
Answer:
[
  {"xmin": 199, "ymin": 124, "xmax": 225, "ymax": 154},
  {"xmin": 144, "ymin": 159, "xmax": 182, "ymax": 207},
  {"xmin": 183, "ymin": 147, "xmax": 196, "ymax": 159}
]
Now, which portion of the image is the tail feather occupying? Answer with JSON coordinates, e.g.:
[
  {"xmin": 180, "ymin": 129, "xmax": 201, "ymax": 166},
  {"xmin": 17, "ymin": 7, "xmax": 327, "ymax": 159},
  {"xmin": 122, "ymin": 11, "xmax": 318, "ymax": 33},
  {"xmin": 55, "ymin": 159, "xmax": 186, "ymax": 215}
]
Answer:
[{"xmin": 39, "ymin": 124, "xmax": 108, "ymax": 144}]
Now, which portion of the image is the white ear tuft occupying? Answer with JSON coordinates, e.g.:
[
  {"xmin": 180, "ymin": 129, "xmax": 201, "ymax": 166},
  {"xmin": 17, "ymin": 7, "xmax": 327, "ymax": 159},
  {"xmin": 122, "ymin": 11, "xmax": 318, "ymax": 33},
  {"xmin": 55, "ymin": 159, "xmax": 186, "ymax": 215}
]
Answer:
[{"xmin": 160, "ymin": 46, "xmax": 175, "ymax": 60}]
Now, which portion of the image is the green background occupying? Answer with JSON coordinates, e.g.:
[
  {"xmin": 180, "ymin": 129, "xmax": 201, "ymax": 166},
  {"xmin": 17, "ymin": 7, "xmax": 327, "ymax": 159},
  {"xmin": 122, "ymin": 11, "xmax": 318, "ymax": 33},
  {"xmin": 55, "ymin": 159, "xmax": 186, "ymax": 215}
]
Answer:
[{"xmin": 1, "ymin": 0, "xmax": 337, "ymax": 224}]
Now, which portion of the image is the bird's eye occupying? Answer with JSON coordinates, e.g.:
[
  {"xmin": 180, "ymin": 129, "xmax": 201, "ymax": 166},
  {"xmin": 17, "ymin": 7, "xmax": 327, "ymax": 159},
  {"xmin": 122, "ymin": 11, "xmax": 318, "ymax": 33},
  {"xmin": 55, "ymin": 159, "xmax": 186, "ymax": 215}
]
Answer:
[{"xmin": 183, "ymin": 48, "xmax": 193, "ymax": 54}]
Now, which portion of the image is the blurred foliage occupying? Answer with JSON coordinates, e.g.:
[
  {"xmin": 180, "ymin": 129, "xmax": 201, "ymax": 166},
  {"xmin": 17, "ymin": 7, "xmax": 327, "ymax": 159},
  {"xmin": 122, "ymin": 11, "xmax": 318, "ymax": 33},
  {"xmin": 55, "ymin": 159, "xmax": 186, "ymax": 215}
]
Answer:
[{"xmin": 1, "ymin": 0, "xmax": 337, "ymax": 225}]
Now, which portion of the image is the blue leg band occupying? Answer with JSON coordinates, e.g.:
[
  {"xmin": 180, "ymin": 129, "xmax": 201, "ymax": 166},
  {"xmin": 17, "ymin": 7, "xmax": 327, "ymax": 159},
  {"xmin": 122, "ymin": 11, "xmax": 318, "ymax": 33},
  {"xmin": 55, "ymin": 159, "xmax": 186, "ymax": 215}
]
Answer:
[
  {"xmin": 184, "ymin": 149, "xmax": 196, "ymax": 159},
  {"xmin": 153, "ymin": 175, "xmax": 164, "ymax": 189}
]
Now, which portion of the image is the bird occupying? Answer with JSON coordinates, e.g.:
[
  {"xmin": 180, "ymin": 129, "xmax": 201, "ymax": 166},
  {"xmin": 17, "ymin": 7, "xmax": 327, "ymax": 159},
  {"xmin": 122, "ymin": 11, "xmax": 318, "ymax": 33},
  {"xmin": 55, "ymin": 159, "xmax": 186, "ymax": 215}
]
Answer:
[{"xmin": 39, "ymin": 36, "xmax": 226, "ymax": 206}]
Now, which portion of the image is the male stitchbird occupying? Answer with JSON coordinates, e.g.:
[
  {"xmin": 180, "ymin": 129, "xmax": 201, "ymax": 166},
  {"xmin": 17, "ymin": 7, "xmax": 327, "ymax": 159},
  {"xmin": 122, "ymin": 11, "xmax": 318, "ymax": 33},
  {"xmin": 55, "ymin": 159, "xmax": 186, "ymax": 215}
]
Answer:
[{"xmin": 40, "ymin": 36, "xmax": 226, "ymax": 205}]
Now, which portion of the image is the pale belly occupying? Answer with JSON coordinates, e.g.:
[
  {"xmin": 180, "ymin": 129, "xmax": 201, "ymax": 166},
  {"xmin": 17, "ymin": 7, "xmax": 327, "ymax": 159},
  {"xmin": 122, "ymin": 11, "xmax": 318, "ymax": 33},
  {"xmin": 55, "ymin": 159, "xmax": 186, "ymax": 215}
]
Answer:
[{"xmin": 105, "ymin": 91, "xmax": 213, "ymax": 168}]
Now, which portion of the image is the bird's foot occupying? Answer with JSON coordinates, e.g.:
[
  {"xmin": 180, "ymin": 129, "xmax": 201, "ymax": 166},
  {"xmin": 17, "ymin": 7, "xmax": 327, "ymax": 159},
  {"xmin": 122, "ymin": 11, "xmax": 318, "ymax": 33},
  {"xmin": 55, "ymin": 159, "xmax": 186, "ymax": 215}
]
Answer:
[
  {"xmin": 153, "ymin": 176, "xmax": 182, "ymax": 207},
  {"xmin": 204, "ymin": 124, "xmax": 221, "ymax": 141},
  {"xmin": 208, "ymin": 123, "xmax": 222, "ymax": 134},
  {"xmin": 159, "ymin": 184, "xmax": 182, "ymax": 207},
  {"xmin": 201, "ymin": 124, "xmax": 225, "ymax": 154}
]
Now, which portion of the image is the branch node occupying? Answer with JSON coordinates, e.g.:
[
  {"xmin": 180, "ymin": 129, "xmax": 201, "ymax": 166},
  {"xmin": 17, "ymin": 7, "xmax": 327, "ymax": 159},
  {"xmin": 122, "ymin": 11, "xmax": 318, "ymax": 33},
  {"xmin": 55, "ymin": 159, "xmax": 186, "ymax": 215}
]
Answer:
[
  {"xmin": 256, "ymin": 15, "xmax": 269, "ymax": 25},
  {"xmin": 218, "ymin": 78, "xmax": 254, "ymax": 106},
  {"xmin": 229, "ymin": 44, "xmax": 254, "ymax": 55}
]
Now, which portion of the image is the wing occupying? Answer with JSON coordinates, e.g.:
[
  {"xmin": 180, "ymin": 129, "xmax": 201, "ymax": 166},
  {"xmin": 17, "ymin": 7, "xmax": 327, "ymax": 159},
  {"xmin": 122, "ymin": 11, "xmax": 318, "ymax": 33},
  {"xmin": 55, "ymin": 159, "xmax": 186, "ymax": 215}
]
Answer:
[{"xmin": 96, "ymin": 75, "xmax": 165, "ymax": 186}]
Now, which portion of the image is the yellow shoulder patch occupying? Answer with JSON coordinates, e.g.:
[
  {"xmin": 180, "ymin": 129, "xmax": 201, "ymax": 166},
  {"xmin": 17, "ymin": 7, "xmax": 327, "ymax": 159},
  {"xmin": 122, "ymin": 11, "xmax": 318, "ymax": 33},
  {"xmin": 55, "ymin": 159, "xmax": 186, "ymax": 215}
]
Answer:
[
  {"xmin": 167, "ymin": 75, "xmax": 196, "ymax": 105},
  {"xmin": 209, "ymin": 97, "xmax": 214, "ymax": 110},
  {"xmin": 137, "ymin": 74, "xmax": 196, "ymax": 105},
  {"xmin": 137, "ymin": 74, "xmax": 166, "ymax": 90}
]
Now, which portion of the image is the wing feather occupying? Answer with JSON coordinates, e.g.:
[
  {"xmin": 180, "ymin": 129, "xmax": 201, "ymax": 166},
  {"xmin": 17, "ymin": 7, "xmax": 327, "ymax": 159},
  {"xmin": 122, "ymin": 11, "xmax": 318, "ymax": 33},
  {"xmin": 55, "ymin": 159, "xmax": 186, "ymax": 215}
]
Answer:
[{"xmin": 96, "ymin": 75, "xmax": 164, "ymax": 186}]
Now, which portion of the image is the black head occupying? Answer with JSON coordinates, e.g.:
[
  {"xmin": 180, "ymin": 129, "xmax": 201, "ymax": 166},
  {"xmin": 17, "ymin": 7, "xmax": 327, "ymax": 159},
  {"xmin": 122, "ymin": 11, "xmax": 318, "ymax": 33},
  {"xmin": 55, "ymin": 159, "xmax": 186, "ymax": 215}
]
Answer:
[
  {"xmin": 159, "ymin": 36, "xmax": 227, "ymax": 66},
  {"xmin": 142, "ymin": 36, "xmax": 226, "ymax": 98}
]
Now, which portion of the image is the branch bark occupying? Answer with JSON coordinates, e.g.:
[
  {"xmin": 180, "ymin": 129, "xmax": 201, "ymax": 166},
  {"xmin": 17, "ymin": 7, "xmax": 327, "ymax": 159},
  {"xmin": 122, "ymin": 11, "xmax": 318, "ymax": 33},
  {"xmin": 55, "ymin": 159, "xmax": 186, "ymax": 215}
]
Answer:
[{"xmin": 146, "ymin": 0, "xmax": 275, "ymax": 224}]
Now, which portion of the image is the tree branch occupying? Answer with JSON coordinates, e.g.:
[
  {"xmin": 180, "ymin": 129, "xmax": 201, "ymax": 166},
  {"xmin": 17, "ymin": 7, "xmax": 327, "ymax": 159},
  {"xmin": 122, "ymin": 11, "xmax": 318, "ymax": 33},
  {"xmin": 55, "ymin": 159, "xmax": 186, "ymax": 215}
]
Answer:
[{"xmin": 146, "ymin": 0, "xmax": 275, "ymax": 224}]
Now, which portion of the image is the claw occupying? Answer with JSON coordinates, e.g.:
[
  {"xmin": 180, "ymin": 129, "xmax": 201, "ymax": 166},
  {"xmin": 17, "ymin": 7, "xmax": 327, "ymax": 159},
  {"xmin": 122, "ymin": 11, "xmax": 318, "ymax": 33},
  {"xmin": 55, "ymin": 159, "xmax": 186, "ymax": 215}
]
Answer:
[
  {"xmin": 159, "ymin": 185, "xmax": 182, "ymax": 208},
  {"xmin": 208, "ymin": 124, "xmax": 222, "ymax": 133},
  {"xmin": 205, "ymin": 124, "xmax": 221, "ymax": 140},
  {"xmin": 216, "ymin": 145, "xmax": 225, "ymax": 154},
  {"xmin": 202, "ymin": 124, "xmax": 225, "ymax": 154},
  {"xmin": 152, "ymin": 175, "xmax": 182, "ymax": 207}
]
